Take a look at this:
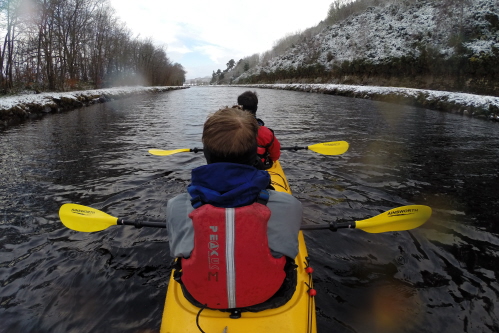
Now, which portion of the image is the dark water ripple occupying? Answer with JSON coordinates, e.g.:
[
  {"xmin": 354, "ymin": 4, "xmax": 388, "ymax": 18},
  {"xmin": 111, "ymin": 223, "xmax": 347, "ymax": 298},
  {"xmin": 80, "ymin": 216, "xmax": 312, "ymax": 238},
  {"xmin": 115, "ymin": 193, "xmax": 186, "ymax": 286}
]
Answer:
[{"xmin": 1, "ymin": 87, "xmax": 498, "ymax": 333}]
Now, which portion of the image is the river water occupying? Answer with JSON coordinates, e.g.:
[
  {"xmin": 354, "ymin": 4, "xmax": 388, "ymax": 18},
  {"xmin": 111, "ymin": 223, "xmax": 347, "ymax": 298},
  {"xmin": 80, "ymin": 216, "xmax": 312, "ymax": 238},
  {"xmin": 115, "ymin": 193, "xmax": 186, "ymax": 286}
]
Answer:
[{"xmin": 1, "ymin": 86, "xmax": 498, "ymax": 333}]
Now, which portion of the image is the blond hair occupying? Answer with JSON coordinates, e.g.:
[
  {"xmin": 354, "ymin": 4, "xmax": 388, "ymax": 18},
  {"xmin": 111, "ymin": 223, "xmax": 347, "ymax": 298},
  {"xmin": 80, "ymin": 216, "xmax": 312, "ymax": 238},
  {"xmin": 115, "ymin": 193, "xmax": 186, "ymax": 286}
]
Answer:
[{"xmin": 203, "ymin": 107, "xmax": 258, "ymax": 163}]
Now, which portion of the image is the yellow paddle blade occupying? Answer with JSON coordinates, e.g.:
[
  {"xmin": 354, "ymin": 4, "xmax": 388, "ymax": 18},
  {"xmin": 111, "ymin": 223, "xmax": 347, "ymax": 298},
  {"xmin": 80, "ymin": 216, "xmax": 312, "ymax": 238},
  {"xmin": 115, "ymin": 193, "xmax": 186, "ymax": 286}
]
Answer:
[
  {"xmin": 59, "ymin": 204, "xmax": 118, "ymax": 232},
  {"xmin": 148, "ymin": 148, "xmax": 191, "ymax": 156},
  {"xmin": 355, "ymin": 205, "xmax": 432, "ymax": 233},
  {"xmin": 307, "ymin": 141, "xmax": 349, "ymax": 155}
]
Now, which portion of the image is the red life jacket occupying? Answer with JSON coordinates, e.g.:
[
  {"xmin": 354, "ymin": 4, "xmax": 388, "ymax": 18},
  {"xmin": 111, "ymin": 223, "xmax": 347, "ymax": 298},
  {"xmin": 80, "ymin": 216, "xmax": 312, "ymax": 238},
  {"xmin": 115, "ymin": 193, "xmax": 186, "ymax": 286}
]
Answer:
[
  {"xmin": 181, "ymin": 203, "xmax": 286, "ymax": 309},
  {"xmin": 257, "ymin": 126, "xmax": 277, "ymax": 168}
]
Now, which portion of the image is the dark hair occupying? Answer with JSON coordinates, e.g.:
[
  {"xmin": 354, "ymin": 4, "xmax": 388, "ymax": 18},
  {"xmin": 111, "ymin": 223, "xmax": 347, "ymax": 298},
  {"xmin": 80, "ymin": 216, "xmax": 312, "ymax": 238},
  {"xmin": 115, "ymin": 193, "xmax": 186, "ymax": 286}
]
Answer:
[
  {"xmin": 202, "ymin": 107, "xmax": 258, "ymax": 165},
  {"xmin": 237, "ymin": 91, "xmax": 258, "ymax": 114}
]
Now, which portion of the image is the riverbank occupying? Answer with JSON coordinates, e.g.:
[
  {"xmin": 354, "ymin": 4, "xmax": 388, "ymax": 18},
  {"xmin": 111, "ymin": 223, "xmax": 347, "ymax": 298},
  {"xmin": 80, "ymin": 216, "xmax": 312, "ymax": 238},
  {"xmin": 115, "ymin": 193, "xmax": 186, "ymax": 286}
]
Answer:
[
  {"xmin": 2, "ymin": 84, "xmax": 498, "ymax": 131},
  {"xmin": 0, "ymin": 86, "xmax": 188, "ymax": 131},
  {"xmin": 234, "ymin": 84, "xmax": 499, "ymax": 121}
]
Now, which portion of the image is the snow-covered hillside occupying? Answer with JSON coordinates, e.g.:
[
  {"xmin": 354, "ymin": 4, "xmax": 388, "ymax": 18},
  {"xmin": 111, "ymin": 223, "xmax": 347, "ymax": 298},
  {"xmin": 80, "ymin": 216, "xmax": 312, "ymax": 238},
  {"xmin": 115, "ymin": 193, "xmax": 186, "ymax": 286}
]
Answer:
[{"xmin": 234, "ymin": 0, "xmax": 498, "ymax": 91}]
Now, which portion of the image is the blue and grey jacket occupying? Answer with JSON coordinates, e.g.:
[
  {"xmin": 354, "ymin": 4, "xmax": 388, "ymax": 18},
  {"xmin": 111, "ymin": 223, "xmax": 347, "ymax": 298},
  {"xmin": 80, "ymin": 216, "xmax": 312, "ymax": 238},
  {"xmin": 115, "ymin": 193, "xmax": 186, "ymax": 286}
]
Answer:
[
  {"xmin": 166, "ymin": 163, "xmax": 302, "ymax": 259},
  {"xmin": 187, "ymin": 162, "xmax": 270, "ymax": 208}
]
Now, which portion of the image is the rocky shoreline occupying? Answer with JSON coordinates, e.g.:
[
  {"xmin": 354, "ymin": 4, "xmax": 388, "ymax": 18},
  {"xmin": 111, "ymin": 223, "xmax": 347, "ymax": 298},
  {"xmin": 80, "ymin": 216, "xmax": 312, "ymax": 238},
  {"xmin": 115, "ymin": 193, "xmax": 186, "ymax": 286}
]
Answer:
[
  {"xmin": 0, "ymin": 86, "xmax": 188, "ymax": 131},
  {"xmin": 235, "ymin": 84, "xmax": 499, "ymax": 121}
]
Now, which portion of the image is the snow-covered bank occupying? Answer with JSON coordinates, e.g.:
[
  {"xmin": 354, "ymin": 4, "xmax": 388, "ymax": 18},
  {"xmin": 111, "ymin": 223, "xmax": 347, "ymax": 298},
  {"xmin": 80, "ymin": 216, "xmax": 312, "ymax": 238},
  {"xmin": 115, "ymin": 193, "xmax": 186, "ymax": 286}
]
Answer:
[
  {"xmin": 2, "ymin": 84, "xmax": 498, "ymax": 132},
  {"xmin": 0, "ymin": 86, "xmax": 188, "ymax": 130},
  {"xmin": 235, "ymin": 84, "xmax": 499, "ymax": 121}
]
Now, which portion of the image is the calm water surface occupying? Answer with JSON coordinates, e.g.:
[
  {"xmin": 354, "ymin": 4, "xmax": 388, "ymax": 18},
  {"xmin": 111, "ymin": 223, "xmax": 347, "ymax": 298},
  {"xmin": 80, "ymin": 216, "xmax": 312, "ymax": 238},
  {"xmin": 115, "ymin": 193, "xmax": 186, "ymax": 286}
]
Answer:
[{"xmin": 1, "ymin": 87, "xmax": 498, "ymax": 332}]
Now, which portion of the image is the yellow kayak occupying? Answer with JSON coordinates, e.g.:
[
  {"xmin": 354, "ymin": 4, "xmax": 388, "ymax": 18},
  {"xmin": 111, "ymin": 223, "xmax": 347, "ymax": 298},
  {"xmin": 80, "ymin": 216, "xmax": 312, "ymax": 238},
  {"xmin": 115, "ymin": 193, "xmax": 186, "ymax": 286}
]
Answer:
[{"xmin": 160, "ymin": 160, "xmax": 317, "ymax": 333}]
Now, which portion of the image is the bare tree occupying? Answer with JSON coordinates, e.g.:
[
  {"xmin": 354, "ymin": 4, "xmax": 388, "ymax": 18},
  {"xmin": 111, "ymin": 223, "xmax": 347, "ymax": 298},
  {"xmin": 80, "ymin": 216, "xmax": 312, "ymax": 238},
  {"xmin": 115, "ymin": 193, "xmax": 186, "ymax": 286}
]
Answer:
[
  {"xmin": 0, "ymin": 0, "xmax": 22, "ymax": 89},
  {"xmin": 0, "ymin": 0, "xmax": 184, "ymax": 93}
]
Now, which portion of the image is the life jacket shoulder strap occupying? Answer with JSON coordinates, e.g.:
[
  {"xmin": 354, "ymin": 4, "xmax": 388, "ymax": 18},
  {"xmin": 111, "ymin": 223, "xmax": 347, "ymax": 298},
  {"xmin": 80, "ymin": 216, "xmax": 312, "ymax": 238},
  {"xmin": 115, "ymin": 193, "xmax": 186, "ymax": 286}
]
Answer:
[
  {"xmin": 190, "ymin": 195, "xmax": 203, "ymax": 209},
  {"xmin": 256, "ymin": 189, "xmax": 269, "ymax": 205}
]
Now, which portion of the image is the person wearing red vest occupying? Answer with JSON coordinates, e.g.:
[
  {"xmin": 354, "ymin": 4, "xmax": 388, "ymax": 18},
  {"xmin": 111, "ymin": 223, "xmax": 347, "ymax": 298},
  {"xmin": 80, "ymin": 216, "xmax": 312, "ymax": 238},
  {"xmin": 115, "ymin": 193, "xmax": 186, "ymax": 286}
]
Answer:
[
  {"xmin": 237, "ymin": 91, "xmax": 281, "ymax": 169},
  {"xmin": 166, "ymin": 107, "xmax": 301, "ymax": 311}
]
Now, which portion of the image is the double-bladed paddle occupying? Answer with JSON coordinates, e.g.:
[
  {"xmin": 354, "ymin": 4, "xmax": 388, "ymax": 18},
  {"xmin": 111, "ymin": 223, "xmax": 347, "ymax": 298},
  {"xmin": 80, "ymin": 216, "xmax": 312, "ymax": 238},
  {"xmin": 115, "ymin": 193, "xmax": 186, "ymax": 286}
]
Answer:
[
  {"xmin": 148, "ymin": 141, "xmax": 349, "ymax": 157},
  {"xmin": 59, "ymin": 203, "xmax": 431, "ymax": 233},
  {"xmin": 300, "ymin": 205, "xmax": 432, "ymax": 233},
  {"xmin": 58, "ymin": 203, "xmax": 165, "ymax": 232}
]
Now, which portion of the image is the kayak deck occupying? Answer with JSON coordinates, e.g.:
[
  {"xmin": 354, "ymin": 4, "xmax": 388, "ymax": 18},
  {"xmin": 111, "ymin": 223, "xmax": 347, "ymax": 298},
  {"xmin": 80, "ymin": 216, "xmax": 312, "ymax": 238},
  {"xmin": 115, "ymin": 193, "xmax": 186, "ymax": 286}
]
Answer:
[{"xmin": 160, "ymin": 160, "xmax": 316, "ymax": 333}]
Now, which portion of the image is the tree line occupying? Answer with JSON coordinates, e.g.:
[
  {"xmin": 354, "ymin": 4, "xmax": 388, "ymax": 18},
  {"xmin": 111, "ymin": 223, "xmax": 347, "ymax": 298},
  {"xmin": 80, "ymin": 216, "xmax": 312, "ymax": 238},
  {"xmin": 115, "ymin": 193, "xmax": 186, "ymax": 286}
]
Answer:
[
  {"xmin": 210, "ymin": 58, "xmax": 255, "ymax": 84},
  {"xmin": 0, "ymin": 0, "xmax": 185, "ymax": 94}
]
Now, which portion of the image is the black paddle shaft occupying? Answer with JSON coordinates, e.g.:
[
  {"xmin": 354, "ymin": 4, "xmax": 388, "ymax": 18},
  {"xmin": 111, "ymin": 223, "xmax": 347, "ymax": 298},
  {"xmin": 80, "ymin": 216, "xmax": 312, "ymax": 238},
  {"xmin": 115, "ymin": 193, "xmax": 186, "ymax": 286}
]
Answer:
[
  {"xmin": 116, "ymin": 219, "xmax": 355, "ymax": 231},
  {"xmin": 281, "ymin": 146, "xmax": 307, "ymax": 151},
  {"xmin": 190, "ymin": 147, "xmax": 307, "ymax": 153},
  {"xmin": 300, "ymin": 221, "xmax": 357, "ymax": 231},
  {"xmin": 118, "ymin": 219, "xmax": 166, "ymax": 229}
]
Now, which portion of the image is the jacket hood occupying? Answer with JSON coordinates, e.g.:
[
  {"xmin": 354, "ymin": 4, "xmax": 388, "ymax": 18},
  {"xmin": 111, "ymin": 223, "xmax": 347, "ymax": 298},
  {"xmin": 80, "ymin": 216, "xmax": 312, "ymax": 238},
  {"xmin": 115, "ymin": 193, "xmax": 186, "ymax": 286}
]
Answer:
[{"xmin": 187, "ymin": 163, "xmax": 270, "ymax": 208}]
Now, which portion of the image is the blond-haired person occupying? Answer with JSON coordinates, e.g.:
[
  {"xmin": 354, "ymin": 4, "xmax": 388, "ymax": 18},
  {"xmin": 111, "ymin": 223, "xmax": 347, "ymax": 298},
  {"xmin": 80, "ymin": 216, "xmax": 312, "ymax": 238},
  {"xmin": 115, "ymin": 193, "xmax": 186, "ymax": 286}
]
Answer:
[{"xmin": 166, "ymin": 107, "xmax": 301, "ymax": 311}]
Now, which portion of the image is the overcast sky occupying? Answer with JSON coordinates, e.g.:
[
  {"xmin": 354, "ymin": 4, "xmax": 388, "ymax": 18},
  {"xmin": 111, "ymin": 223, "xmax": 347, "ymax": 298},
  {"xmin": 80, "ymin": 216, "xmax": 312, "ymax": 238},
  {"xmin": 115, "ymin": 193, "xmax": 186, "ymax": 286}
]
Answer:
[{"xmin": 108, "ymin": 0, "xmax": 334, "ymax": 79}]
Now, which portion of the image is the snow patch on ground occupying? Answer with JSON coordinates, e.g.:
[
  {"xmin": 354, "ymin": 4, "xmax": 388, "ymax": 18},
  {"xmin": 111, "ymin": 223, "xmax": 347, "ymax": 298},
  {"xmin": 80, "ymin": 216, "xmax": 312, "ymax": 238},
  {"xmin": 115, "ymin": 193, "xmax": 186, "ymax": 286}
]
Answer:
[
  {"xmin": 0, "ymin": 86, "xmax": 171, "ymax": 110},
  {"xmin": 233, "ymin": 83, "xmax": 499, "ymax": 119}
]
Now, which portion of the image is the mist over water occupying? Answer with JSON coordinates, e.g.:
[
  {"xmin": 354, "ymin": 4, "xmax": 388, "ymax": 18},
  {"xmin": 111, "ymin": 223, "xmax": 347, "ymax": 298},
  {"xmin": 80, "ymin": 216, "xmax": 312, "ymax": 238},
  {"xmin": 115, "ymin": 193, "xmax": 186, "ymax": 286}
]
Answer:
[{"xmin": 1, "ymin": 87, "xmax": 498, "ymax": 332}]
